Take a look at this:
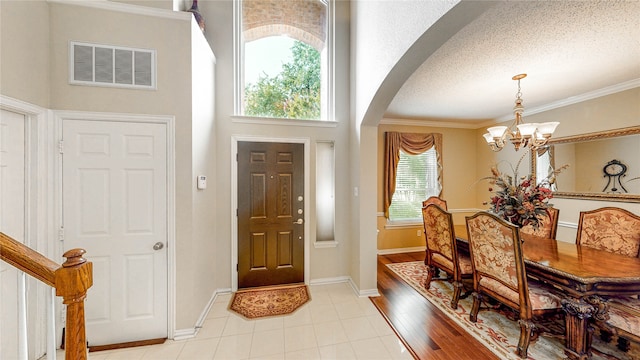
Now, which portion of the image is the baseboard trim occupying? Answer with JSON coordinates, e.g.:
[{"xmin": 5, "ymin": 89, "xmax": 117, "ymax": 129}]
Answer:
[
  {"xmin": 309, "ymin": 276, "xmax": 350, "ymax": 286},
  {"xmin": 308, "ymin": 276, "xmax": 379, "ymax": 298},
  {"xmin": 558, "ymin": 221, "xmax": 578, "ymax": 229},
  {"xmin": 377, "ymin": 246, "xmax": 424, "ymax": 255},
  {"xmin": 347, "ymin": 278, "xmax": 380, "ymax": 298},
  {"xmin": 173, "ymin": 288, "xmax": 232, "ymax": 341},
  {"xmin": 172, "ymin": 328, "xmax": 196, "ymax": 341}
]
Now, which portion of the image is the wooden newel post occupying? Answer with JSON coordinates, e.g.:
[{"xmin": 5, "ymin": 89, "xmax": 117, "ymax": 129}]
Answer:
[{"xmin": 54, "ymin": 248, "xmax": 93, "ymax": 360}]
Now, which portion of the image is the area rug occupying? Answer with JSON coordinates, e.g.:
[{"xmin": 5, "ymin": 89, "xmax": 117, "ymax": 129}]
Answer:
[
  {"xmin": 229, "ymin": 284, "xmax": 310, "ymax": 319},
  {"xmin": 386, "ymin": 261, "xmax": 634, "ymax": 360}
]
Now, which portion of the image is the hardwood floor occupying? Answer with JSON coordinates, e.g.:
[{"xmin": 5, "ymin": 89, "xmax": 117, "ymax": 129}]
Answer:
[{"xmin": 371, "ymin": 252, "xmax": 499, "ymax": 360}]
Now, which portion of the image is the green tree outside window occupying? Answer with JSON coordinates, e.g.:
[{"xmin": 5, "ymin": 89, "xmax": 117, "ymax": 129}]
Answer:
[{"xmin": 245, "ymin": 41, "xmax": 321, "ymax": 120}]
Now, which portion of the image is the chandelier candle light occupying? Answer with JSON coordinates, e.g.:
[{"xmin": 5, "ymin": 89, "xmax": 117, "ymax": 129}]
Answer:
[{"xmin": 484, "ymin": 74, "xmax": 559, "ymax": 152}]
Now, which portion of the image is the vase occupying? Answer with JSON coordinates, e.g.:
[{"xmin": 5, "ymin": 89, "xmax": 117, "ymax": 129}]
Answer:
[{"xmin": 188, "ymin": 0, "xmax": 206, "ymax": 33}]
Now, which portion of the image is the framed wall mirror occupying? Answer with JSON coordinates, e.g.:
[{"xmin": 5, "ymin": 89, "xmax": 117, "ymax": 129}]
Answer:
[{"xmin": 531, "ymin": 126, "xmax": 640, "ymax": 203}]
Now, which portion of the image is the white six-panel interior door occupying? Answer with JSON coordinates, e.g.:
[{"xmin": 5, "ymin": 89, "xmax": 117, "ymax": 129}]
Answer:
[
  {"xmin": 61, "ymin": 118, "xmax": 168, "ymax": 346},
  {"xmin": 0, "ymin": 109, "xmax": 26, "ymax": 359}
]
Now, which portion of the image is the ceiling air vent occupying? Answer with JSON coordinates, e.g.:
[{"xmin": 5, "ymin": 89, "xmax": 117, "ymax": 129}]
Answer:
[{"xmin": 70, "ymin": 41, "xmax": 156, "ymax": 90}]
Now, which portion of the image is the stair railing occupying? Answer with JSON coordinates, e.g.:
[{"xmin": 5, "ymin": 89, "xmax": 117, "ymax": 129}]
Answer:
[{"xmin": 0, "ymin": 232, "xmax": 92, "ymax": 360}]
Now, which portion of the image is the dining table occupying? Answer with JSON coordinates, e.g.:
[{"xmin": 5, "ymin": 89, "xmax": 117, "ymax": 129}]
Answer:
[{"xmin": 452, "ymin": 224, "xmax": 640, "ymax": 360}]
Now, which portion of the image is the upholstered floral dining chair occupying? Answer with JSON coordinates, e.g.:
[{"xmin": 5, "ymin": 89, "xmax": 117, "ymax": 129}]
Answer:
[
  {"xmin": 576, "ymin": 207, "xmax": 640, "ymax": 257},
  {"xmin": 605, "ymin": 297, "xmax": 640, "ymax": 352},
  {"xmin": 421, "ymin": 196, "xmax": 448, "ymax": 271},
  {"xmin": 520, "ymin": 207, "xmax": 559, "ymax": 239},
  {"xmin": 465, "ymin": 211, "xmax": 564, "ymax": 359},
  {"xmin": 576, "ymin": 207, "xmax": 640, "ymax": 354},
  {"xmin": 422, "ymin": 203, "xmax": 472, "ymax": 309},
  {"xmin": 422, "ymin": 195, "xmax": 447, "ymax": 210}
]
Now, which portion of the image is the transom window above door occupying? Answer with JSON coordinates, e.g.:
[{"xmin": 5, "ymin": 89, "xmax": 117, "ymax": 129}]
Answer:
[{"xmin": 234, "ymin": 0, "xmax": 334, "ymax": 121}]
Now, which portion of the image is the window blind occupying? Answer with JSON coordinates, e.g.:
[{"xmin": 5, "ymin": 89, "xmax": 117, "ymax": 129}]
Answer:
[{"xmin": 389, "ymin": 148, "xmax": 440, "ymax": 221}]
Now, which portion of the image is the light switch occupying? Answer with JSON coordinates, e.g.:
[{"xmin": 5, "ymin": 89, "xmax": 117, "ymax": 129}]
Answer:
[{"xmin": 197, "ymin": 175, "xmax": 207, "ymax": 190}]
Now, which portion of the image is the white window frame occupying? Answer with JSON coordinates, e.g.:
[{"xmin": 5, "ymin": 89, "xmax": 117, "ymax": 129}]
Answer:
[{"xmin": 232, "ymin": 0, "xmax": 335, "ymax": 122}]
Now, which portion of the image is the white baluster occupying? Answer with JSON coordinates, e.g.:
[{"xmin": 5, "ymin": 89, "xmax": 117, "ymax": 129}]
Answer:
[
  {"xmin": 47, "ymin": 287, "xmax": 56, "ymax": 360},
  {"xmin": 18, "ymin": 271, "xmax": 27, "ymax": 360}
]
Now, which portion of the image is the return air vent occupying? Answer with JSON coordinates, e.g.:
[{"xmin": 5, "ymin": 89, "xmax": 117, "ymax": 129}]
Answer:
[{"xmin": 70, "ymin": 41, "xmax": 156, "ymax": 90}]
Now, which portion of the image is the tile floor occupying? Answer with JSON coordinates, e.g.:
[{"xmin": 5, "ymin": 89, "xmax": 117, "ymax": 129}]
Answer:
[{"xmin": 63, "ymin": 282, "xmax": 413, "ymax": 360}]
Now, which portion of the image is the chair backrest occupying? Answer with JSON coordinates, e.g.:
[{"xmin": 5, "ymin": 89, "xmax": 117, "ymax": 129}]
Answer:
[
  {"xmin": 520, "ymin": 207, "xmax": 560, "ymax": 239},
  {"xmin": 465, "ymin": 212, "xmax": 531, "ymax": 318},
  {"xmin": 422, "ymin": 196, "xmax": 447, "ymax": 210},
  {"xmin": 422, "ymin": 203, "xmax": 459, "ymax": 276},
  {"xmin": 576, "ymin": 207, "xmax": 640, "ymax": 257}
]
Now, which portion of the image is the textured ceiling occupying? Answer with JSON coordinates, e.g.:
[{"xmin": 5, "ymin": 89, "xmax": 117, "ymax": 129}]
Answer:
[{"xmin": 384, "ymin": 1, "xmax": 640, "ymax": 125}]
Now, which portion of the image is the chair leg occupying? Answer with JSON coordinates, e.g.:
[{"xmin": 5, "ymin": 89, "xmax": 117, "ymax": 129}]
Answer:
[
  {"xmin": 424, "ymin": 253, "xmax": 442, "ymax": 278},
  {"xmin": 423, "ymin": 265, "xmax": 436, "ymax": 289},
  {"xmin": 517, "ymin": 319, "xmax": 535, "ymax": 359},
  {"xmin": 450, "ymin": 281, "xmax": 463, "ymax": 309},
  {"xmin": 470, "ymin": 292, "xmax": 482, "ymax": 322}
]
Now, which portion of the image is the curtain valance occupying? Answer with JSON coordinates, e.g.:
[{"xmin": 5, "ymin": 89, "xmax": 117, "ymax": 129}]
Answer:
[{"xmin": 383, "ymin": 132, "xmax": 443, "ymax": 218}]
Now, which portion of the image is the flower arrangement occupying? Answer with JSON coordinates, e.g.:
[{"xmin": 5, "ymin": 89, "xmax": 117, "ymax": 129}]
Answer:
[{"xmin": 481, "ymin": 151, "xmax": 568, "ymax": 229}]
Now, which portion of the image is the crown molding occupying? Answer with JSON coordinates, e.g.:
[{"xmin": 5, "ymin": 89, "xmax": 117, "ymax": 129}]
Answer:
[
  {"xmin": 379, "ymin": 117, "xmax": 480, "ymax": 129},
  {"xmin": 383, "ymin": 80, "xmax": 640, "ymax": 130},
  {"xmin": 47, "ymin": 0, "xmax": 191, "ymax": 21},
  {"xmin": 495, "ymin": 79, "xmax": 640, "ymax": 123}
]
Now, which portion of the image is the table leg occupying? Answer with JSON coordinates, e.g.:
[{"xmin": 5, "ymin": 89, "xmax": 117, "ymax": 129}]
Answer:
[{"xmin": 561, "ymin": 298, "xmax": 596, "ymax": 360}]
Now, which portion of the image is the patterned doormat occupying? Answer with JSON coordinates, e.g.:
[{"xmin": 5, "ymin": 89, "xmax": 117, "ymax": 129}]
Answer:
[
  {"xmin": 229, "ymin": 284, "xmax": 310, "ymax": 319},
  {"xmin": 386, "ymin": 261, "xmax": 635, "ymax": 360}
]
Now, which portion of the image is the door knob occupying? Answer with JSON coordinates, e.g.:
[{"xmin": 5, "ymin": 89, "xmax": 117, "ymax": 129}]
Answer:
[
  {"xmin": 153, "ymin": 242, "xmax": 164, "ymax": 250},
  {"xmin": 293, "ymin": 219, "xmax": 303, "ymax": 225}
]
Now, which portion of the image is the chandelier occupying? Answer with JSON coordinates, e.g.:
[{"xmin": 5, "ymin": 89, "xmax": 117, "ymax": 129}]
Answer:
[{"xmin": 483, "ymin": 74, "xmax": 559, "ymax": 152}]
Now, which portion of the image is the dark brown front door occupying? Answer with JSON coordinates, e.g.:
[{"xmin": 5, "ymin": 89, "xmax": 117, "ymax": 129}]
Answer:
[{"xmin": 237, "ymin": 141, "xmax": 304, "ymax": 288}]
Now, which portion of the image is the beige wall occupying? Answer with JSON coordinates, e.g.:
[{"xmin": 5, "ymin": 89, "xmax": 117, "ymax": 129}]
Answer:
[
  {"xmin": 189, "ymin": 18, "xmax": 218, "ymax": 326},
  {"xmin": 0, "ymin": 0, "xmax": 51, "ymax": 107}
]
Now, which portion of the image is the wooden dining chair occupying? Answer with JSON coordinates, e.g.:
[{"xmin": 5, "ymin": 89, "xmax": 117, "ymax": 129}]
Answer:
[
  {"xmin": 606, "ymin": 297, "xmax": 640, "ymax": 352},
  {"xmin": 422, "ymin": 196, "xmax": 447, "ymax": 210},
  {"xmin": 421, "ymin": 196, "xmax": 448, "ymax": 267},
  {"xmin": 465, "ymin": 211, "xmax": 564, "ymax": 359},
  {"xmin": 520, "ymin": 207, "xmax": 559, "ymax": 239},
  {"xmin": 422, "ymin": 203, "xmax": 473, "ymax": 309},
  {"xmin": 576, "ymin": 207, "xmax": 640, "ymax": 354},
  {"xmin": 576, "ymin": 207, "xmax": 640, "ymax": 257}
]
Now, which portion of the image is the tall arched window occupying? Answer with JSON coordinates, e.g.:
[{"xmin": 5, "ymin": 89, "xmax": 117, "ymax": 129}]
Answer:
[{"xmin": 234, "ymin": 0, "xmax": 334, "ymax": 121}]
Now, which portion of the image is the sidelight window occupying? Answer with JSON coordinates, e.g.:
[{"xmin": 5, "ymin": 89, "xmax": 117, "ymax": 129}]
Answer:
[{"xmin": 315, "ymin": 141, "xmax": 335, "ymax": 243}]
